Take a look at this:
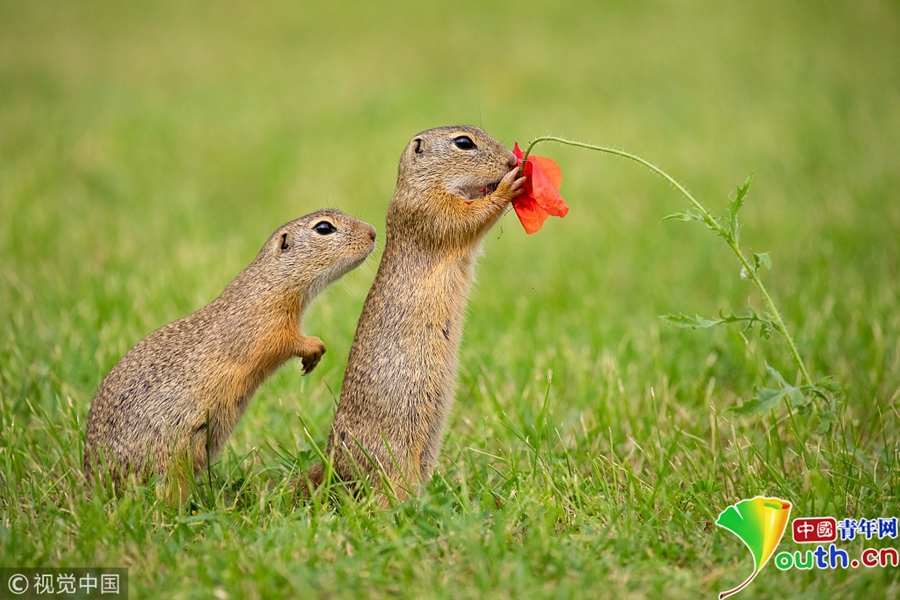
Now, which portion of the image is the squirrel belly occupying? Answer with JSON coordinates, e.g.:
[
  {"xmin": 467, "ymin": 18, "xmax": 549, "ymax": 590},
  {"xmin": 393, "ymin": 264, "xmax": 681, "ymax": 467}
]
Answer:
[{"xmin": 335, "ymin": 242, "xmax": 472, "ymax": 484}]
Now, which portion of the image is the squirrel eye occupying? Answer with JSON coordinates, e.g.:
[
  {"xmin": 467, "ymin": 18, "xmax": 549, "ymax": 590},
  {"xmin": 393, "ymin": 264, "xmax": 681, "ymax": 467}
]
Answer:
[
  {"xmin": 313, "ymin": 221, "xmax": 337, "ymax": 235},
  {"xmin": 453, "ymin": 136, "xmax": 476, "ymax": 150}
]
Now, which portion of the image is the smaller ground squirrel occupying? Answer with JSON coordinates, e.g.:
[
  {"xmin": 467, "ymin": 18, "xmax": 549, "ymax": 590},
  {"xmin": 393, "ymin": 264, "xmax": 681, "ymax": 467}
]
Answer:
[
  {"xmin": 84, "ymin": 209, "xmax": 376, "ymax": 498},
  {"xmin": 305, "ymin": 126, "xmax": 525, "ymax": 503}
]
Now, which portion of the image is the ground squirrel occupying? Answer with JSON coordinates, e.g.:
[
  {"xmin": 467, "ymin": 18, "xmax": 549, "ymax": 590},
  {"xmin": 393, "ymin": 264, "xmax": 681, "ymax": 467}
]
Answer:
[
  {"xmin": 308, "ymin": 126, "xmax": 525, "ymax": 501},
  {"xmin": 84, "ymin": 209, "xmax": 376, "ymax": 497}
]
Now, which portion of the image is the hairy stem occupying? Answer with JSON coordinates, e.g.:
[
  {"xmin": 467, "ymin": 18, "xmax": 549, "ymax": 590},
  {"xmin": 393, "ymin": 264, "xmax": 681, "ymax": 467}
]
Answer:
[{"xmin": 523, "ymin": 136, "xmax": 813, "ymax": 388}]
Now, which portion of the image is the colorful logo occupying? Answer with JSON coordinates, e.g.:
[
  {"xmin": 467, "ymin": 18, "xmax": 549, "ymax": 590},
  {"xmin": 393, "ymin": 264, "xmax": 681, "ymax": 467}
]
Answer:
[{"xmin": 716, "ymin": 496, "xmax": 792, "ymax": 599}]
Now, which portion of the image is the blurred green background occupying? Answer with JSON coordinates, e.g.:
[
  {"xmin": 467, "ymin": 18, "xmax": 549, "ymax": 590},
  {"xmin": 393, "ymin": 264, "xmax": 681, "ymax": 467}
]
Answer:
[{"xmin": 1, "ymin": 0, "xmax": 898, "ymax": 598}]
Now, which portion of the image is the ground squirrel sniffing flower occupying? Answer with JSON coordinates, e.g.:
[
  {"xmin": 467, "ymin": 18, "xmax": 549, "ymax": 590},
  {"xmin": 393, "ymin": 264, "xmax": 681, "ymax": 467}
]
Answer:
[{"xmin": 306, "ymin": 126, "xmax": 526, "ymax": 503}]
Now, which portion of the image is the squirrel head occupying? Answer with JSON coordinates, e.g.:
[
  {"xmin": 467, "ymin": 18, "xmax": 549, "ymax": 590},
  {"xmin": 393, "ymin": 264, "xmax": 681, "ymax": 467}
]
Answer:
[
  {"xmin": 250, "ymin": 209, "xmax": 376, "ymax": 302},
  {"xmin": 389, "ymin": 125, "xmax": 517, "ymax": 249}
]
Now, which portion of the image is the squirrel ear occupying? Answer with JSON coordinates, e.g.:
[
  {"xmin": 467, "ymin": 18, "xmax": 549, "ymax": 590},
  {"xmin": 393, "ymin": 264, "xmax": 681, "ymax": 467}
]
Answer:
[
  {"xmin": 280, "ymin": 232, "xmax": 290, "ymax": 253},
  {"xmin": 412, "ymin": 138, "xmax": 423, "ymax": 155}
]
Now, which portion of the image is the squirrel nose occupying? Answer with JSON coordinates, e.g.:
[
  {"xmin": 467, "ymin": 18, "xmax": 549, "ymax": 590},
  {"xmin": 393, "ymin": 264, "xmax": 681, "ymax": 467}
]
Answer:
[
  {"xmin": 507, "ymin": 152, "xmax": 518, "ymax": 169},
  {"xmin": 367, "ymin": 226, "xmax": 376, "ymax": 242}
]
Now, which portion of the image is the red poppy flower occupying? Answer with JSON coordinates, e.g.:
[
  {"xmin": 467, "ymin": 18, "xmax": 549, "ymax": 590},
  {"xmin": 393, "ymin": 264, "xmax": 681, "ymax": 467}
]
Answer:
[{"xmin": 512, "ymin": 142, "xmax": 569, "ymax": 234}]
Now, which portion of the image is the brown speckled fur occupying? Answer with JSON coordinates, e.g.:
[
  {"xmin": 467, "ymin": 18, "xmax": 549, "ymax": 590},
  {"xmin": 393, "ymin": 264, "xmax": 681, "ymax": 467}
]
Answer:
[
  {"xmin": 84, "ymin": 209, "xmax": 376, "ymax": 499},
  {"xmin": 308, "ymin": 126, "xmax": 524, "ymax": 502}
]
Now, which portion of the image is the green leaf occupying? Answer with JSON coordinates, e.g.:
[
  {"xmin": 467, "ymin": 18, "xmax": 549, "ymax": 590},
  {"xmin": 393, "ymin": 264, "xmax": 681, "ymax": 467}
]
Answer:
[
  {"xmin": 753, "ymin": 251, "xmax": 772, "ymax": 273},
  {"xmin": 731, "ymin": 364, "xmax": 805, "ymax": 414},
  {"xmin": 727, "ymin": 172, "xmax": 754, "ymax": 243},
  {"xmin": 765, "ymin": 363, "xmax": 790, "ymax": 387},
  {"xmin": 746, "ymin": 302, "xmax": 758, "ymax": 319},
  {"xmin": 716, "ymin": 308, "xmax": 753, "ymax": 326},
  {"xmin": 731, "ymin": 387, "xmax": 789, "ymax": 414},
  {"xmin": 815, "ymin": 376, "xmax": 842, "ymax": 395},
  {"xmin": 660, "ymin": 313, "xmax": 720, "ymax": 328},
  {"xmin": 816, "ymin": 410, "xmax": 837, "ymax": 434},
  {"xmin": 662, "ymin": 310, "xmax": 776, "ymax": 336},
  {"xmin": 661, "ymin": 210, "xmax": 702, "ymax": 223},
  {"xmin": 765, "ymin": 363, "xmax": 804, "ymax": 406}
]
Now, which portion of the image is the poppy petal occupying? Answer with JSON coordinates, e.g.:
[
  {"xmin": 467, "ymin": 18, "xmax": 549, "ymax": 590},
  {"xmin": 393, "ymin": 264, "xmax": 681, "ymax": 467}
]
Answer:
[
  {"xmin": 530, "ymin": 165, "xmax": 569, "ymax": 217},
  {"xmin": 512, "ymin": 196, "xmax": 549, "ymax": 235},
  {"xmin": 513, "ymin": 142, "xmax": 525, "ymax": 160},
  {"xmin": 531, "ymin": 155, "xmax": 562, "ymax": 190}
]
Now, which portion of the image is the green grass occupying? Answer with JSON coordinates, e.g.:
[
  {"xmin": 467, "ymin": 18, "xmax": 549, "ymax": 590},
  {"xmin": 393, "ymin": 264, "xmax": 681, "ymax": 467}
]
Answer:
[{"xmin": 2, "ymin": 0, "xmax": 899, "ymax": 598}]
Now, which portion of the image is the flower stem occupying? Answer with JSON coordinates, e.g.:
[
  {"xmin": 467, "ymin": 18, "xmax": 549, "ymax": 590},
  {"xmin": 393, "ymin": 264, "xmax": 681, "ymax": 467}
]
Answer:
[{"xmin": 523, "ymin": 136, "xmax": 813, "ymax": 388}]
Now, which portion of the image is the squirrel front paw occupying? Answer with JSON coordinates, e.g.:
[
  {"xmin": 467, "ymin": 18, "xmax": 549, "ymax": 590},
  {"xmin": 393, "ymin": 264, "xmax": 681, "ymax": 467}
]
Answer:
[
  {"xmin": 297, "ymin": 336, "xmax": 326, "ymax": 375},
  {"xmin": 491, "ymin": 167, "xmax": 526, "ymax": 204}
]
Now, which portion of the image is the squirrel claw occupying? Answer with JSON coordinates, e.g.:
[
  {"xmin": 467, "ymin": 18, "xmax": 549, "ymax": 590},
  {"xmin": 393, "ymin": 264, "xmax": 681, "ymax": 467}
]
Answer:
[
  {"xmin": 494, "ymin": 168, "xmax": 526, "ymax": 202},
  {"xmin": 298, "ymin": 336, "xmax": 326, "ymax": 375}
]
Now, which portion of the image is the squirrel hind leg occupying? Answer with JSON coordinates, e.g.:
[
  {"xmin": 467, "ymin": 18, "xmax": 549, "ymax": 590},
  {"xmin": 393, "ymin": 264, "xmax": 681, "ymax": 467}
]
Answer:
[
  {"xmin": 157, "ymin": 445, "xmax": 203, "ymax": 506},
  {"xmin": 156, "ymin": 468, "xmax": 191, "ymax": 506},
  {"xmin": 155, "ymin": 472, "xmax": 186, "ymax": 506},
  {"xmin": 291, "ymin": 463, "xmax": 324, "ymax": 501},
  {"xmin": 306, "ymin": 463, "xmax": 324, "ymax": 487},
  {"xmin": 148, "ymin": 433, "xmax": 208, "ymax": 506}
]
